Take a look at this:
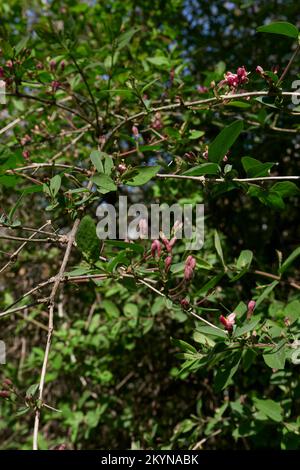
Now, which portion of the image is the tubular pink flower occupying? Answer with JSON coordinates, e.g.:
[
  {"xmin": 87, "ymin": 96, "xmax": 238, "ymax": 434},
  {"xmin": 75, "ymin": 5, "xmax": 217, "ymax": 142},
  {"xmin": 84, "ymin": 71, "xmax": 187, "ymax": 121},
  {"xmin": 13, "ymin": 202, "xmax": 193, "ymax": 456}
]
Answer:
[{"xmin": 164, "ymin": 255, "xmax": 172, "ymax": 272}]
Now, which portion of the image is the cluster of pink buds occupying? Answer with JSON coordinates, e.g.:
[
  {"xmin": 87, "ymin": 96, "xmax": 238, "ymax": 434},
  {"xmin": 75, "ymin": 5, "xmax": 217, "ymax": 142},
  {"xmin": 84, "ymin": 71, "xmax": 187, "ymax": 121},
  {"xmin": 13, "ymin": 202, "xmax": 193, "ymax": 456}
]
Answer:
[
  {"xmin": 247, "ymin": 300, "xmax": 256, "ymax": 319},
  {"xmin": 0, "ymin": 378, "xmax": 13, "ymax": 399},
  {"xmin": 219, "ymin": 312, "xmax": 236, "ymax": 332},
  {"xmin": 184, "ymin": 255, "xmax": 196, "ymax": 281},
  {"xmin": 219, "ymin": 66, "xmax": 249, "ymax": 90},
  {"xmin": 151, "ymin": 227, "xmax": 179, "ymax": 273}
]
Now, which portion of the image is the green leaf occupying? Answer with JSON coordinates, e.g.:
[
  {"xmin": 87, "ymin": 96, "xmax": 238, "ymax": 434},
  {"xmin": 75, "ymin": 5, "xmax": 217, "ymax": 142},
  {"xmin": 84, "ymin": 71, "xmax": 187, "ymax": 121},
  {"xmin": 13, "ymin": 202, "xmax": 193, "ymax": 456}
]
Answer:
[
  {"xmin": 263, "ymin": 342, "xmax": 286, "ymax": 370},
  {"xmin": 49, "ymin": 174, "xmax": 61, "ymax": 197},
  {"xmin": 92, "ymin": 174, "xmax": 117, "ymax": 193},
  {"xmin": 123, "ymin": 165, "xmax": 160, "ymax": 186},
  {"xmin": 171, "ymin": 338, "xmax": 197, "ymax": 354},
  {"xmin": 75, "ymin": 215, "xmax": 100, "ymax": 262},
  {"xmin": 198, "ymin": 273, "xmax": 224, "ymax": 295},
  {"xmin": 233, "ymin": 316, "xmax": 261, "ymax": 338},
  {"xmin": 241, "ymin": 157, "xmax": 274, "ymax": 177},
  {"xmin": 117, "ymin": 27, "xmax": 140, "ymax": 50},
  {"xmin": 214, "ymin": 230, "xmax": 226, "ymax": 268},
  {"xmin": 208, "ymin": 120, "xmax": 243, "ymax": 163},
  {"xmin": 183, "ymin": 163, "xmax": 220, "ymax": 176},
  {"xmin": 214, "ymin": 352, "xmax": 242, "ymax": 391},
  {"xmin": 271, "ymin": 181, "xmax": 300, "ymax": 198},
  {"xmin": 257, "ymin": 22, "xmax": 299, "ymax": 39},
  {"xmin": 279, "ymin": 247, "xmax": 300, "ymax": 274},
  {"xmin": 90, "ymin": 150, "xmax": 104, "ymax": 173},
  {"xmin": 147, "ymin": 56, "xmax": 170, "ymax": 66},
  {"xmin": 253, "ymin": 398, "xmax": 283, "ymax": 422},
  {"xmin": 188, "ymin": 130, "xmax": 205, "ymax": 140},
  {"xmin": 26, "ymin": 383, "xmax": 39, "ymax": 399},
  {"xmin": 195, "ymin": 325, "xmax": 227, "ymax": 339}
]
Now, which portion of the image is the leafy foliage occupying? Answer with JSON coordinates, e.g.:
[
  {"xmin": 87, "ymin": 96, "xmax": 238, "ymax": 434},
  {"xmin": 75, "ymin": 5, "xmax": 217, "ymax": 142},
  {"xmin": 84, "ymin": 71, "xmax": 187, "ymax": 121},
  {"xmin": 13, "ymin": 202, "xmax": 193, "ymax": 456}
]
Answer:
[{"xmin": 0, "ymin": 0, "xmax": 299, "ymax": 451}]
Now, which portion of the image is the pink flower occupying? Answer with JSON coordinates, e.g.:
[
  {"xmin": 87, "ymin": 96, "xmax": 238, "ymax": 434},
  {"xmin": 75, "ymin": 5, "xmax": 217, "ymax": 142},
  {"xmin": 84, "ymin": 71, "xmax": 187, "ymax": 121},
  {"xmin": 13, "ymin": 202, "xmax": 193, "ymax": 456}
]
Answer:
[
  {"xmin": 236, "ymin": 66, "xmax": 248, "ymax": 84},
  {"xmin": 164, "ymin": 255, "xmax": 172, "ymax": 272},
  {"xmin": 0, "ymin": 67, "xmax": 4, "ymax": 78},
  {"xmin": 132, "ymin": 125, "xmax": 139, "ymax": 137},
  {"xmin": 151, "ymin": 240, "xmax": 161, "ymax": 258},
  {"xmin": 219, "ymin": 313, "xmax": 236, "ymax": 331},
  {"xmin": 224, "ymin": 71, "xmax": 239, "ymax": 88},
  {"xmin": 184, "ymin": 255, "xmax": 196, "ymax": 281}
]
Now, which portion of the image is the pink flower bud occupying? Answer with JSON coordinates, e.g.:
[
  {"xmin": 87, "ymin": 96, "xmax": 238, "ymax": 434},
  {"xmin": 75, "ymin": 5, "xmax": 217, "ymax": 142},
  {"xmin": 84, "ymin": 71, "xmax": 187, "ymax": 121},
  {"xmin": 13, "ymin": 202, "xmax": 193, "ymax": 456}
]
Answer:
[
  {"xmin": 219, "ymin": 312, "xmax": 236, "ymax": 331},
  {"xmin": 132, "ymin": 125, "xmax": 139, "ymax": 137},
  {"xmin": 0, "ymin": 66, "xmax": 4, "ymax": 78},
  {"xmin": 50, "ymin": 60, "xmax": 56, "ymax": 71},
  {"xmin": 21, "ymin": 134, "xmax": 31, "ymax": 146},
  {"xmin": 180, "ymin": 298, "xmax": 190, "ymax": 309},
  {"xmin": 247, "ymin": 300, "xmax": 256, "ymax": 319},
  {"xmin": 165, "ymin": 255, "xmax": 172, "ymax": 272},
  {"xmin": 160, "ymin": 234, "xmax": 172, "ymax": 252},
  {"xmin": 202, "ymin": 149, "xmax": 208, "ymax": 160},
  {"xmin": 22, "ymin": 150, "xmax": 30, "ymax": 160},
  {"xmin": 255, "ymin": 65, "xmax": 264, "ymax": 75},
  {"xmin": 6, "ymin": 60, "xmax": 13, "ymax": 69},
  {"xmin": 51, "ymin": 80, "xmax": 60, "ymax": 92},
  {"xmin": 0, "ymin": 390, "xmax": 10, "ymax": 398},
  {"xmin": 197, "ymin": 84, "xmax": 208, "ymax": 93},
  {"xmin": 151, "ymin": 240, "xmax": 161, "ymax": 258},
  {"xmin": 184, "ymin": 255, "xmax": 196, "ymax": 281},
  {"xmin": 36, "ymin": 62, "xmax": 43, "ymax": 70},
  {"xmin": 117, "ymin": 163, "xmax": 127, "ymax": 174},
  {"xmin": 60, "ymin": 60, "xmax": 65, "ymax": 71}
]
